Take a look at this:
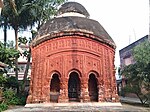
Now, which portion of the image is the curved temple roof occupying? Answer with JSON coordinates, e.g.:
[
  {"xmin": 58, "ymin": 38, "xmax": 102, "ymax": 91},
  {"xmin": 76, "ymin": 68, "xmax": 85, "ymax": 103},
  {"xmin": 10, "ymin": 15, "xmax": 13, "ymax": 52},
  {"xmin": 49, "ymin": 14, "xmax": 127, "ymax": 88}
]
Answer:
[
  {"xmin": 57, "ymin": 2, "xmax": 90, "ymax": 18},
  {"xmin": 32, "ymin": 2, "xmax": 116, "ymax": 48}
]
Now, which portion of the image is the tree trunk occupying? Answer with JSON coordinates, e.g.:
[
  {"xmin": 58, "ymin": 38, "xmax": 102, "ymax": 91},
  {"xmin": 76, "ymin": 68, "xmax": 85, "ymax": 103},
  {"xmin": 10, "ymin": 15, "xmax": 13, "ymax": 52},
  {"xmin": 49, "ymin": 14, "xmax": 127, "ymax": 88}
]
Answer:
[
  {"xmin": 4, "ymin": 22, "xmax": 7, "ymax": 47},
  {"xmin": 22, "ymin": 48, "xmax": 31, "ymax": 93},
  {"xmin": 136, "ymin": 93, "xmax": 144, "ymax": 104},
  {"xmin": 14, "ymin": 28, "xmax": 19, "ymax": 94}
]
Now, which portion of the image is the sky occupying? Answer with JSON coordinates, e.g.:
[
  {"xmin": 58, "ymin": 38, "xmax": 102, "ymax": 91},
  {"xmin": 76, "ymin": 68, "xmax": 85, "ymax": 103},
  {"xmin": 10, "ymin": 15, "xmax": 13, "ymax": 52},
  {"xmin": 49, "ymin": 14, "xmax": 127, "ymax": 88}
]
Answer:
[
  {"xmin": 73, "ymin": 0, "xmax": 149, "ymax": 66},
  {"xmin": 0, "ymin": 0, "xmax": 149, "ymax": 67}
]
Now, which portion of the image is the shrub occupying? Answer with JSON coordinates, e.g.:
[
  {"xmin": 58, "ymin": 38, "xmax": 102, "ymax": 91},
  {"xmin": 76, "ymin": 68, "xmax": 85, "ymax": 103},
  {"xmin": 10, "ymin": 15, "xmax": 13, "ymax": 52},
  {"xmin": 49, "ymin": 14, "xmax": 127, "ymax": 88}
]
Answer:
[
  {"xmin": 2, "ymin": 89, "xmax": 20, "ymax": 105},
  {"xmin": 2, "ymin": 89, "xmax": 27, "ymax": 105},
  {"xmin": 0, "ymin": 103, "xmax": 8, "ymax": 112},
  {"xmin": 4, "ymin": 76, "xmax": 18, "ymax": 89},
  {"xmin": 17, "ymin": 95, "xmax": 26, "ymax": 105}
]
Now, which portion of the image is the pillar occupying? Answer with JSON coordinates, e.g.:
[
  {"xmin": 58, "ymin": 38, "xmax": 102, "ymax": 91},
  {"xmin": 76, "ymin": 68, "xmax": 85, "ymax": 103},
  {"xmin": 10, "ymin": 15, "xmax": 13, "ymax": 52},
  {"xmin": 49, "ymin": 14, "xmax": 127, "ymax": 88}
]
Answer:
[
  {"xmin": 58, "ymin": 77, "xmax": 68, "ymax": 102},
  {"xmin": 98, "ymin": 84, "xmax": 105, "ymax": 102},
  {"xmin": 111, "ymin": 70, "xmax": 120, "ymax": 102},
  {"xmin": 42, "ymin": 77, "xmax": 50, "ymax": 103},
  {"xmin": 80, "ymin": 78, "xmax": 90, "ymax": 102}
]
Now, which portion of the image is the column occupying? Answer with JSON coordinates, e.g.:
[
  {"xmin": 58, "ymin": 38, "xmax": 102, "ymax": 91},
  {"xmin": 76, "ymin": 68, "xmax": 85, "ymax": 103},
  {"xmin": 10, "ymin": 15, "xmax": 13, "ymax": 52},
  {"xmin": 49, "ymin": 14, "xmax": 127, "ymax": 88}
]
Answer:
[
  {"xmin": 43, "ymin": 77, "xmax": 50, "ymax": 103},
  {"xmin": 58, "ymin": 77, "xmax": 68, "ymax": 102},
  {"xmin": 111, "ymin": 70, "xmax": 120, "ymax": 102},
  {"xmin": 80, "ymin": 78, "xmax": 90, "ymax": 102},
  {"xmin": 98, "ymin": 83, "xmax": 105, "ymax": 102}
]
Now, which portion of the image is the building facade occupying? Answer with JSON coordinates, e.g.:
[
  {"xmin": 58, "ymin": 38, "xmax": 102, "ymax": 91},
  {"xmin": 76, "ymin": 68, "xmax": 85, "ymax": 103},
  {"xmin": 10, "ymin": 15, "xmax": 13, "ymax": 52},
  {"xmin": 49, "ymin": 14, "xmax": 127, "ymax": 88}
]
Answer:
[
  {"xmin": 119, "ymin": 35, "xmax": 148, "ymax": 95},
  {"xmin": 119, "ymin": 35, "xmax": 148, "ymax": 68},
  {"xmin": 27, "ymin": 2, "xmax": 119, "ymax": 103}
]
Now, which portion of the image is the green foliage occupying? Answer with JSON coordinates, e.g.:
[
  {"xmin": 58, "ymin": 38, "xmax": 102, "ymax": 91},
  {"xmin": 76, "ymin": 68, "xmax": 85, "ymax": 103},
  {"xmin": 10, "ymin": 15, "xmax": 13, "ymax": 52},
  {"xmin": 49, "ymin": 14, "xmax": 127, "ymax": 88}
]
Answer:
[
  {"xmin": 2, "ymin": 88, "xmax": 26, "ymax": 105},
  {"xmin": 123, "ymin": 84, "xmax": 140, "ymax": 94},
  {"xmin": 0, "ymin": 103, "xmax": 8, "ymax": 112},
  {"xmin": 16, "ymin": 93, "xmax": 27, "ymax": 105},
  {"xmin": 0, "ymin": 89, "xmax": 26, "ymax": 111},
  {"xmin": 0, "ymin": 41, "xmax": 20, "ymax": 68},
  {"xmin": 133, "ymin": 41, "xmax": 150, "ymax": 65},
  {"xmin": 4, "ymin": 76, "xmax": 18, "ymax": 89},
  {"xmin": 28, "ymin": 0, "xmax": 67, "ymax": 29},
  {"xmin": 0, "ymin": 75, "xmax": 6, "ymax": 87},
  {"xmin": 133, "ymin": 41, "xmax": 150, "ymax": 90},
  {"xmin": 3, "ymin": 89, "xmax": 16, "ymax": 103},
  {"xmin": 0, "ymin": 75, "xmax": 18, "ymax": 90},
  {"xmin": 1, "ymin": 0, "xmax": 66, "ymax": 31},
  {"xmin": 0, "ymin": 79, "xmax": 26, "ymax": 111}
]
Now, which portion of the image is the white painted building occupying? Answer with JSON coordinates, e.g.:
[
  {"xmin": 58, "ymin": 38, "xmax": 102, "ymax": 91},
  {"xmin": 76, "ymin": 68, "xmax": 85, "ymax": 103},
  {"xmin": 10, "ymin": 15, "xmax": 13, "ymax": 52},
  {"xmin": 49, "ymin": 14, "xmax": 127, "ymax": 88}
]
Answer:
[{"xmin": 7, "ymin": 44, "xmax": 31, "ymax": 80}]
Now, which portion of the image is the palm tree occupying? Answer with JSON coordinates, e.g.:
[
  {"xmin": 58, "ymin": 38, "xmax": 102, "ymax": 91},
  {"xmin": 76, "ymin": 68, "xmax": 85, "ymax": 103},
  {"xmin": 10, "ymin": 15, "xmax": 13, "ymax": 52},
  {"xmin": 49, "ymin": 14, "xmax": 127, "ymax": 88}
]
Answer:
[
  {"xmin": 0, "ymin": 0, "xmax": 8, "ymax": 47},
  {"xmin": 0, "ymin": 15, "xmax": 10, "ymax": 47},
  {"xmin": 21, "ymin": 0, "xmax": 66, "ymax": 92},
  {"xmin": 29, "ymin": 0, "xmax": 66, "ymax": 29},
  {"xmin": 2, "ymin": 0, "xmax": 36, "ymax": 93},
  {"xmin": 2, "ymin": 0, "xmax": 66, "ymax": 93}
]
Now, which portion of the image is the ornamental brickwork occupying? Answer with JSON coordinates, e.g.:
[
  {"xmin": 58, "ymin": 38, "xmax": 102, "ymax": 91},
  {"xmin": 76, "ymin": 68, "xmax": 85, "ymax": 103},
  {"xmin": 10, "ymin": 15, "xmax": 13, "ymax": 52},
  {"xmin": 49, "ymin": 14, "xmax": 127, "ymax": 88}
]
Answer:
[
  {"xmin": 26, "ymin": 2, "xmax": 119, "ymax": 104},
  {"xmin": 27, "ymin": 33, "xmax": 119, "ymax": 103}
]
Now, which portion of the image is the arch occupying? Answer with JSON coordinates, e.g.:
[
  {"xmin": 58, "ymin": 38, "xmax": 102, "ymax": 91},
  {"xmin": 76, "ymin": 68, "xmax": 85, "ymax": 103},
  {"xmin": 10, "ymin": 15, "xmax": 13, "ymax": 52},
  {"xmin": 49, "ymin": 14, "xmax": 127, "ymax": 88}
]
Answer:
[
  {"xmin": 68, "ymin": 69, "xmax": 82, "ymax": 78},
  {"xmin": 50, "ymin": 70, "xmax": 61, "ymax": 79},
  {"xmin": 50, "ymin": 73, "xmax": 60, "ymax": 102},
  {"xmin": 68, "ymin": 71, "xmax": 81, "ymax": 102},
  {"xmin": 88, "ymin": 73, "xmax": 98, "ymax": 102},
  {"xmin": 88, "ymin": 70, "xmax": 99, "ymax": 78}
]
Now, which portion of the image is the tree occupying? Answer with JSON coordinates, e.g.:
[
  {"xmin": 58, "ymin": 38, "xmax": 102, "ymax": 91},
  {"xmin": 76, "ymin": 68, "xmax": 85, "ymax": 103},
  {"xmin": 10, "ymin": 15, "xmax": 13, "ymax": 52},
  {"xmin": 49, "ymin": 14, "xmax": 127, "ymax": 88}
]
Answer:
[
  {"xmin": 0, "ymin": 16, "xmax": 10, "ymax": 47},
  {"xmin": 26, "ymin": 0, "xmax": 66, "ymax": 30},
  {"xmin": 2, "ymin": 0, "xmax": 66, "ymax": 75},
  {"xmin": 121, "ymin": 41, "xmax": 150, "ymax": 105},
  {"xmin": 133, "ymin": 41, "xmax": 150, "ymax": 90},
  {"xmin": 18, "ymin": 35, "xmax": 32, "ymax": 93},
  {"xmin": 0, "ymin": 41, "xmax": 19, "ymax": 68},
  {"xmin": 18, "ymin": 0, "xmax": 66, "ymax": 93},
  {"xmin": 2, "ymin": 0, "xmax": 66, "ymax": 94},
  {"xmin": 121, "ymin": 63, "xmax": 149, "ymax": 105},
  {"xmin": 1, "ymin": 0, "xmax": 37, "ymax": 93}
]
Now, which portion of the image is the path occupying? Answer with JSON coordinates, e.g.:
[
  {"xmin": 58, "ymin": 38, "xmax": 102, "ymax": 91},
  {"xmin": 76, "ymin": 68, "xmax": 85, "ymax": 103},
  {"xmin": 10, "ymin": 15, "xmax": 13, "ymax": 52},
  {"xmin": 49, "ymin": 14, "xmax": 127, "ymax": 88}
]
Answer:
[{"xmin": 4, "ymin": 103, "xmax": 150, "ymax": 112}]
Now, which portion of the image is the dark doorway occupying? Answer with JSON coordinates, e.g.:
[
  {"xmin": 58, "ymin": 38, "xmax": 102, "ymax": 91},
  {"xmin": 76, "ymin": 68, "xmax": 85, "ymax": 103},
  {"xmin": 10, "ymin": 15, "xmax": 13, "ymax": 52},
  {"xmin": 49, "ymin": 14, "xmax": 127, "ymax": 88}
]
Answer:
[
  {"xmin": 88, "ymin": 74, "xmax": 98, "ymax": 102},
  {"xmin": 50, "ymin": 73, "xmax": 60, "ymax": 102},
  {"xmin": 68, "ymin": 72, "xmax": 80, "ymax": 102}
]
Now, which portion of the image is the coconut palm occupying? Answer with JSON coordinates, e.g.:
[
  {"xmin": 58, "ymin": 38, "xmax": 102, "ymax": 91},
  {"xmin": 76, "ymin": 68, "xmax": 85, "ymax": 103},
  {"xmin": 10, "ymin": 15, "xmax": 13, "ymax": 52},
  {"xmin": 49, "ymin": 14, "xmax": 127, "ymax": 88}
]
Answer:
[
  {"xmin": 21, "ymin": 0, "xmax": 66, "ymax": 92},
  {"xmin": 2, "ymin": 0, "xmax": 66, "ymax": 93},
  {"xmin": 0, "ymin": 15, "xmax": 10, "ymax": 47},
  {"xmin": 2, "ymin": 0, "xmax": 38, "ymax": 93}
]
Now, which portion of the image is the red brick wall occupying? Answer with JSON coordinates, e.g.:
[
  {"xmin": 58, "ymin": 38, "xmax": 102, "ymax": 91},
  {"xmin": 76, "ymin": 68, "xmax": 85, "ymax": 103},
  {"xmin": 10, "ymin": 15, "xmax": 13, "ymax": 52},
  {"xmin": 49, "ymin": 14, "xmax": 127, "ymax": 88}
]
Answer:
[{"xmin": 27, "ymin": 34, "xmax": 119, "ymax": 103}]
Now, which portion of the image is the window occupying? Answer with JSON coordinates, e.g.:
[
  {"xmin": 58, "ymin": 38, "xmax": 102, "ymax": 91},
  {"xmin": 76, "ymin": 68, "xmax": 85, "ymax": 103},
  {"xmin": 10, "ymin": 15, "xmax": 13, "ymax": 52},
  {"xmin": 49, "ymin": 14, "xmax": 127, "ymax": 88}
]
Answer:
[{"xmin": 124, "ymin": 57, "xmax": 132, "ymax": 66}]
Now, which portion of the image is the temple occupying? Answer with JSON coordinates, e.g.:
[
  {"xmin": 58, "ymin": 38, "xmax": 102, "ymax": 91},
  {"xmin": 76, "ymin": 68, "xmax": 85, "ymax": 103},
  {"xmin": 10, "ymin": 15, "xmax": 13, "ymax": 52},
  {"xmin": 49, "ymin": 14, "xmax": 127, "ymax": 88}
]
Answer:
[{"xmin": 27, "ymin": 2, "xmax": 119, "ymax": 103}]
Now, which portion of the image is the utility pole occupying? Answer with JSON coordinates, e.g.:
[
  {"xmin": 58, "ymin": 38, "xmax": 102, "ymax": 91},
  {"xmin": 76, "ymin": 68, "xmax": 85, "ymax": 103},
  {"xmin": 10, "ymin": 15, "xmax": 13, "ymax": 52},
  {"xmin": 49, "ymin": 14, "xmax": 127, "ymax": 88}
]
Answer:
[
  {"xmin": 133, "ymin": 29, "xmax": 136, "ymax": 41},
  {"xmin": 129, "ymin": 35, "xmax": 131, "ymax": 44}
]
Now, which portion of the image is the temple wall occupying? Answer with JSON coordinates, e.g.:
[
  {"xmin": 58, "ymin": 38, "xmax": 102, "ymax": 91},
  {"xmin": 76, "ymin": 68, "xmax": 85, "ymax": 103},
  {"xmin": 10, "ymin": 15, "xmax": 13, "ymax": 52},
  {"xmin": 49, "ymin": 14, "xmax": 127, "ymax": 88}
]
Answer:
[{"xmin": 27, "ymin": 34, "xmax": 119, "ymax": 103}]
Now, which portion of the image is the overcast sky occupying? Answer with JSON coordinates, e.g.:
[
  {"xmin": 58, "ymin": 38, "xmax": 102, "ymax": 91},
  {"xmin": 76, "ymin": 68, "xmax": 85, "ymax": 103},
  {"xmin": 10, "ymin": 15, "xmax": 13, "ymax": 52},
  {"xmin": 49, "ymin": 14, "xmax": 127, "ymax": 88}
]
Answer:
[
  {"xmin": 0, "ymin": 0, "xmax": 149, "ymax": 66},
  {"xmin": 73, "ymin": 0, "xmax": 149, "ymax": 66}
]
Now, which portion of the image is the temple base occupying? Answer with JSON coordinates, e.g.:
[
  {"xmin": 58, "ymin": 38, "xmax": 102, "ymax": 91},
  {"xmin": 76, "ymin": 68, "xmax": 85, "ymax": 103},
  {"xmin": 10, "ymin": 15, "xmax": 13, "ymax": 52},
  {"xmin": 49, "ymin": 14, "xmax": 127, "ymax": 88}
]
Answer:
[{"xmin": 25, "ymin": 102, "xmax": 122, "ymax": 108}]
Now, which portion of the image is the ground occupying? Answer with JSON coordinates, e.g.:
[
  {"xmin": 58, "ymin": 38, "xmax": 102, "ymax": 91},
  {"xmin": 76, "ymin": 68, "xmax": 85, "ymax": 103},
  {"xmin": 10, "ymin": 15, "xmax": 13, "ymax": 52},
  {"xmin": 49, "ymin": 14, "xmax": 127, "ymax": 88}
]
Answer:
[
  {"xmin": 4, "ymin": 103, "xmax": 150, "ymax": 112},
  {"xmin": 3, "ymin": 97, "xmax": 150, "ymax": 112}
]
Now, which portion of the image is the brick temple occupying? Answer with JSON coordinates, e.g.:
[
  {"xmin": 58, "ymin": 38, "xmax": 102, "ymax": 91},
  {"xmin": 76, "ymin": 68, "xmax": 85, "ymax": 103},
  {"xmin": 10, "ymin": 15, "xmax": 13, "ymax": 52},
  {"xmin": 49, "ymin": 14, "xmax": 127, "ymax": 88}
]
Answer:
[{"xmin": 27, "ymin": 2, "xmax": 119, "ymax": 103}]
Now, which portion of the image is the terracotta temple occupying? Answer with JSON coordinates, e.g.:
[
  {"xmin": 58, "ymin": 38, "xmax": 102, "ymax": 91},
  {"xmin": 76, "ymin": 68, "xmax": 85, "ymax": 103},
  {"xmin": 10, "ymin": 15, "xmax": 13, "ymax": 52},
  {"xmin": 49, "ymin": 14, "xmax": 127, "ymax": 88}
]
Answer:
[{"xmin": 27, "ymin": 2, "xmax": 119, "ymax": 103}]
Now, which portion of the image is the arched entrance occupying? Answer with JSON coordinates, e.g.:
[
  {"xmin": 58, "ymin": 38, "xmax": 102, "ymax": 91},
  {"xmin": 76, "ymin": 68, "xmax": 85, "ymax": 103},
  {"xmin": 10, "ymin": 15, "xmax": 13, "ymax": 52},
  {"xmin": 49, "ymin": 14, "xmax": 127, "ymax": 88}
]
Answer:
[
  {"xmin": 68, "ymin": 72, "xmax": 80, "ymax": 102},
  {"xmin": 88, "ymin": 73, "xmax": 98, "ymax": 102},
  {"xmin": 50, "ymin": 73, "xmax": 60, "ymax": 102}
]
